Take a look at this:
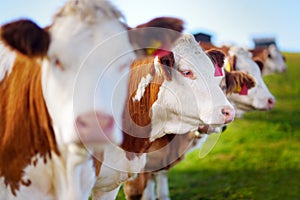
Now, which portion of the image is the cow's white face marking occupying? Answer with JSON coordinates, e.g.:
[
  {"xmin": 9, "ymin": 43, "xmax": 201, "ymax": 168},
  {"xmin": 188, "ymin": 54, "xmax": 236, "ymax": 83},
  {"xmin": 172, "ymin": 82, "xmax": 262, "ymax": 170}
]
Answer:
[
  {"xmin": 264, "ymin": 44, "xmax": 287, "ymax": 74},
  {"xmin": 228, "ymin": 47, "xmax": 275, "ymax": 115},
  {"xmin": 150, "ymin": 34, "xmax": 234, "ymax": 141},
  {"xmin": 41, "ymin": 1, "xmax": 136, "ymax": 146},
  {"xmin": 0, "ymin": 42, "xmax": 16, "ymax": 82},
  {"xmin": 132, "ymin": 74, "xmax": 153, "ymax": 102}
]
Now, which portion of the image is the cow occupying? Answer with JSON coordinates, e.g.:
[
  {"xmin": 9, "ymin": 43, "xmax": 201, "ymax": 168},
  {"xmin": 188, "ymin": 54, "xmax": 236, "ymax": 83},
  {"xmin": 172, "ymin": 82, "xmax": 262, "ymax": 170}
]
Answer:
[
  {"xmin": 249, "ymin": 44, "xmax": 287, "ymax": 75},
  {"xmin": 91, "ymin": 33, "xmax": 236, "ymax": 199},
  {"xmin": 199, "ymin": 43, "xmax": 276, "ymax": 117},
  {"xmin": 0, "ymin": 0, "xmax": 188, "ymax": 199},
  {"xmin": 123, "ymin": 43, "xmax": 277, "ymax": 200}
]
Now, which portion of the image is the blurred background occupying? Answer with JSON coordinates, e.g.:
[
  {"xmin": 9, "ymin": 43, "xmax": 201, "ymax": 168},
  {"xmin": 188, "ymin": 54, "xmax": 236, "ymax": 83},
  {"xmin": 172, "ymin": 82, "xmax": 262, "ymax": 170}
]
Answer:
[
  {"xmin": 1, "ymin": 1, "xmax": 299, "ymax": 199},
  {"xmin": 0, "ymin": 0, "xmax": 299, "ymax": 52}
]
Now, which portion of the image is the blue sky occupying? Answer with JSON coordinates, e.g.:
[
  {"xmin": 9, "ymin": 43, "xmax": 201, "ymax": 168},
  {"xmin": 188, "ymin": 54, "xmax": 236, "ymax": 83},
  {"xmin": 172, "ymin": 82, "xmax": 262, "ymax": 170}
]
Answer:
[{"xmin": 1, "ymin": 0, "xmax": 299, "ymax": 52}]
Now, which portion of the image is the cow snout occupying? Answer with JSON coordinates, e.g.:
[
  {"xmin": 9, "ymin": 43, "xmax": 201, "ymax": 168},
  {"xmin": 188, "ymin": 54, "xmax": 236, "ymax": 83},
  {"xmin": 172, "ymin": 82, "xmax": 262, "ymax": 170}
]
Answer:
[
  {"xmin": 267, "ymin": 98, "xmax": 276, "ymax": 110},
  {"xmin": 221, "ymin": 106, "xmax": 235, "ymax": 124},
  {"xmin": 76, "ymin": 111, "xmax": 114, "ymax": 145}
]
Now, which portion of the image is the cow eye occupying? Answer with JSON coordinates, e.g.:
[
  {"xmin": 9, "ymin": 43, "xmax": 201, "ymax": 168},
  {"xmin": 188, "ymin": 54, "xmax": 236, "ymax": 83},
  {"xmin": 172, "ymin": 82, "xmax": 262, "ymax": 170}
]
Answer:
[
  {"xmin": 54, "ymin": 58, "xmax": 64, "ymax": 71},
  {"xmin": 180, "ymin": 70, "xmax": 194, "ymax": 78},
  {"xmin": 268, "ymin": 53, "xmax": 272, "ymax": 58}
]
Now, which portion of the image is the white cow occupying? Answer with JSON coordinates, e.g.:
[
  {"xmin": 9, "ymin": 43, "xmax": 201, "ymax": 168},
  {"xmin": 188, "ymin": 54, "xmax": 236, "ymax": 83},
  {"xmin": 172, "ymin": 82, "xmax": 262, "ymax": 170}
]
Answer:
[
  {"xmin": 91, "ymin": 33, "xmax": 235, "ymax": 199},
  {"xmin": 250, "ymin": 44, "xmax": 287, "ymax": 75},
  {"xmin": 0, "ymin": 1, "xmax": 184, "ymax": 200},
  {"xmin": 226, "ymin": 46, "xmax": 276, "ymax": 117},
  {"xmin": 123, "ymin": 44, "xmax": 277, "ymax": 200}
]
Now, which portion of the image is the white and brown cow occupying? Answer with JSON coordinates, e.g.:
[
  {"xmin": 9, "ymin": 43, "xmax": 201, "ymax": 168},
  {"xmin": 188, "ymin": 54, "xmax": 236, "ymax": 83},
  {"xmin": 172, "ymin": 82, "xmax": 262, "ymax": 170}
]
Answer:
[
  {"xmin": 122, "ymin": 48, "xmax": 256, "ymax": 200},
  {"xmin": 123, "ymin": 43, "xmax": 277, "ymax": 200},
  {"xmin": 249, "ymin": 44, "xmax": 287, "ymax": 75},
  {"xmin": 91, "ymin": 33, "xmax": 236, "ymax": 199},
  {"xmin": 0, "ymin": 1, "xmax": 187, "ymax": 199}
]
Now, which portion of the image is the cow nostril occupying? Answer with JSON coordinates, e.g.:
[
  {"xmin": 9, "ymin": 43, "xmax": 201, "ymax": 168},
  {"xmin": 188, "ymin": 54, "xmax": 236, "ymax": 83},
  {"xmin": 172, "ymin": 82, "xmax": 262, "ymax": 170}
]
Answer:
[
  {"xmin": 268, "ymin": 98, "xmax": 276, "ymax": 105},
  {"xmin": 221, "ymin": 106, "xmax": 235, "ymax": 124},
  {"xmin": 221, "ymin": 108, "xmax": 230, "ymax": 117}
]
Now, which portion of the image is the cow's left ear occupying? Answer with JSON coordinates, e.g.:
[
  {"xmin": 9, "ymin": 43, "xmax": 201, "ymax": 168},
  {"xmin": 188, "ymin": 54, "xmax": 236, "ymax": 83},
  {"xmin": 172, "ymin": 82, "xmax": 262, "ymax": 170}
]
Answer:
[
  {"xmin": 253, "ymin": 57, "xmax": 264, "ymax": 73},
  {"xmin": 129, "ymin": 17, "xmax": 184, "ymax": 56},
  {"xmin": 225, "ymin": 70, "xmax": 256, "ymax": 94},
  {"xmin": 0, "ymin": 19, "xmax": 50, "ymax": 57},
  {"xmin": 156, "ymin": 51, "xmax": 174, "ymax": 81},
  {"xmin": 206, "ymin": 49, "xmax": 225, "ymax": 68}
]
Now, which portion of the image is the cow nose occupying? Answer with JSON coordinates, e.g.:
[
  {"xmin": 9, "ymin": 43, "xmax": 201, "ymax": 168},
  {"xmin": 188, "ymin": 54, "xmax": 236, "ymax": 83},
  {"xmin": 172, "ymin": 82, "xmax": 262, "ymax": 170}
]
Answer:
[
  {"xmin": 76, "ymin": 111, "xmax": 114, "ymax": 144},
  {"xmin": 221, "ymin": 106, "xmax": 235, "ymax": 124},
  {"xmin": 267, "ymin": 98, "xmax": 276, "ymax": 109}
]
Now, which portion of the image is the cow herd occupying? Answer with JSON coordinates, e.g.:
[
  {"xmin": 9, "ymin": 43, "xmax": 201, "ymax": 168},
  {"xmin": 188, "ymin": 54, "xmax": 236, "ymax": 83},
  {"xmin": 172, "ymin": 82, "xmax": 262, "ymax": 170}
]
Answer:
[{"xmin": 0, "ymin": 0, "xmax": 287, "ymax": 200}]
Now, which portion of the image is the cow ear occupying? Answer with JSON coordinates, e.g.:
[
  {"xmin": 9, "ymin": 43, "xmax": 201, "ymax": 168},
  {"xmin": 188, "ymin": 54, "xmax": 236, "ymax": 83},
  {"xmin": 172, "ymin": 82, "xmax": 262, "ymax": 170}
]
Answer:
[
  {"xmin": 0, "ymin": 19, "xmax": 50, "ymax": 57},
  {"xmin": 129, "ymin": 17, "xmax": 184, "ymax": 55},
  {"xmin": 156, "ymin": 51, "xmax": 174, "ymax": 81},
  {"xmin": 253, "ymin": 57, "xmax": 264, "ymax": 73},
  {"xmin": 225, "ymin": 71, "xmax": 256, "ymax": 94},
  {"xmin": 206, "ymin": 49, "xmax": 225, "ymax": 68}
]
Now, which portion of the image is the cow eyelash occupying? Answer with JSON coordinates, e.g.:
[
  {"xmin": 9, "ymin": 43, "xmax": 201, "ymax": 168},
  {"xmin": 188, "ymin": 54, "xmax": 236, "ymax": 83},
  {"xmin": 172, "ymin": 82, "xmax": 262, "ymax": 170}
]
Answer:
[{"xmin": 179, "ymin": 70, "xmax": 194, "ymax": 79}]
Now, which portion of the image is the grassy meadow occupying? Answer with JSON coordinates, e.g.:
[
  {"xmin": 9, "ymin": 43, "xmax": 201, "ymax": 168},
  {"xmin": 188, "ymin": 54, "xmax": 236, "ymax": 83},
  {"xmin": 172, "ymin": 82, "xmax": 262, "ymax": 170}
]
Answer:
[{"xmin": 117, "ymin": 52, "xmax": 300, "ymax": 200}]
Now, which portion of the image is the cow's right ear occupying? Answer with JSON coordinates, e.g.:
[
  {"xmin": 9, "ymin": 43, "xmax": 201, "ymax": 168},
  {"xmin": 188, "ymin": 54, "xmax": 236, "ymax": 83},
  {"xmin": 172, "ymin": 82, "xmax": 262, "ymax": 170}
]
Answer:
[
  {"xmin": 0, "ymin": 19, "xmax": 50, "ymax": 57},
  {"xmin": 155, "ymin": 51, "xmax": 175, "ymax": 81},
  {"xmin": 206, "ymin": 49, "xmax": 225, "ymax": 68},
  {"xmin": 225, "ymin": 70, "xmax": 256, "ymax": 94}
]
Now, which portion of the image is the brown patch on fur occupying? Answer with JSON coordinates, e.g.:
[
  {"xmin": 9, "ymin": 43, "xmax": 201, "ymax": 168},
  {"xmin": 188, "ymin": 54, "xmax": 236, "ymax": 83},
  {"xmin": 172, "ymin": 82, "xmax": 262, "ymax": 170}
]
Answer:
[
  {"xmin": 199, "ymin": 41, "xmax": 217, "ymax": 51},
  {"xmin": 0, "ymin": 52, "xmax": 59, "ymax": 195},
  {"xmin": 93, "ymin": 151, "xmax": 103, "ymax": 177},
  {"xmin": 123, "ymin": 132, "xmax": 198, "ymax": 199},
  {"xmin": 123, "ymin": 173, "xmax": 151, "ymax": 200},
  {"xmin": 228, "ymin": 55, "xmax": 237, "ymax": 71},
  {"xmin": 121, "ymin": 53, "xmax": 175, "ymax": 160},
  {"xmin": 253, "ymin": 57, "xmax": 264, "ymax": 73},
  {"xmin": 206, "ymin": 49, "xmax": 225, "ymax": 68},
  {"xmin": 225, "ymin": 70, "xmax": 256, "ymax": 94},
  {"xmin": 249, "ymin": 47, "xmax": 268, "ymax": 62},
  {"xmin": 1, "ymin": 19, "xmax": 50, "ymax": 57},
  {"xmin": 145, "ymin": 133, "xmax": 195, "ymax": 171}
]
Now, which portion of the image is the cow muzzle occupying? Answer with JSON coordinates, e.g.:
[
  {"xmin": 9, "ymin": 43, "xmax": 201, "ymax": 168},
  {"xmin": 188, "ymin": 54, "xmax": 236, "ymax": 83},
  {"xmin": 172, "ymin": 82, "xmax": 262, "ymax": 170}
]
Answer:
[{"xmin": 75, "ymin": 111, "xmax": 116, "ymax": 146}]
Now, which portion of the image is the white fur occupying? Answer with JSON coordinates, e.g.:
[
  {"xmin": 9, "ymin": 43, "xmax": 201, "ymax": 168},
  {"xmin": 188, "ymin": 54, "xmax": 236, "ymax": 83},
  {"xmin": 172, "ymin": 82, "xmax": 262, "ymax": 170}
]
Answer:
[
  {"xmin": 0, "ymin": 42, "xmax": 16, "ymax": 82},
  {"xmin": 264, "ymin": 44, "xmax": 287, "ymax": 75},
  {"xmin": 155, "ymin": 170, "xmax": 171, "ymax": 200},
  {"xmin": 93, "ymin": 144, "xmax": 146, "ymax": 192},
  {"xmin": 142, "ymin": 176, "xmax": 156, "ymax": 200},
  {"xmin": 150, "ymin": 34, "xmax": 234, "ymax": 141},
  {"xmin": 1, "ymin": 0, "xmax": 138, "ymax": 199},
  {"xmin": 133, "ymin": 74, "xmax": 153, "ymax": 102}
]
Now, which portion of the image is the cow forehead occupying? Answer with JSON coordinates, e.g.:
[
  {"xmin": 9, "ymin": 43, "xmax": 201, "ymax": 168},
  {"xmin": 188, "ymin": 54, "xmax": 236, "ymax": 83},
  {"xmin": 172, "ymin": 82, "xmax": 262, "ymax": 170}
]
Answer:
[{"xmin": 172, "ymin": 34, "xmax": 215, "ymax": 75}]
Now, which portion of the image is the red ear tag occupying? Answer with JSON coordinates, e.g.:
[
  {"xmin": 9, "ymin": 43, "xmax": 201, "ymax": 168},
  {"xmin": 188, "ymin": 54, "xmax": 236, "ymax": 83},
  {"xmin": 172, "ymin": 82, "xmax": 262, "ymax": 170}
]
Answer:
[
  {"xmin": 239, "ymin": 83, "xmax": 248, "ymax": 95},
  {"xmin": 214, "ymin": 64, "xmax": 223, "ymax": 77},
  {"xmin": 153, "ymin": 49, "xmax": 170, "ymax": 57}
]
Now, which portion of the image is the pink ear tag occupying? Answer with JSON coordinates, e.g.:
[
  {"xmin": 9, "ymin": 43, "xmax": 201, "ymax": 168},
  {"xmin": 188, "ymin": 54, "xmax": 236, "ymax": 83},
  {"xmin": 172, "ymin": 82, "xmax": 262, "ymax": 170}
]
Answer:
[
  {"xmin": 214, "ymin": 64, "xmax": 223, "ymax": 77},
  {"xmin": 239, "ymin": 83, "xmax": 248, "ymax": 95}
]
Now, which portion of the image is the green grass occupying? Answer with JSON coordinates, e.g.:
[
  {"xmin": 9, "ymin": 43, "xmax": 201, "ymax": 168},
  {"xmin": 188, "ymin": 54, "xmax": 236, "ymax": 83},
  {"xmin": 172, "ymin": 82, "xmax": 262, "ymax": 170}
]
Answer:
[{"xmin": 117, "ymin": 52, "xmax": 300, "ymax": 200}]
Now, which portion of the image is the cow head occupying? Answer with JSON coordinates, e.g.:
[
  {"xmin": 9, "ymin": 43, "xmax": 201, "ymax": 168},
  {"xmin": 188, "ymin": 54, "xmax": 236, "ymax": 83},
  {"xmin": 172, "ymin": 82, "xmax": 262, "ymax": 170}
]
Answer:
[
  {"xmin": 250, "ymin": 44, "xmax": 287, "ymax": 75},
  {"xmin": 0, "ymin": 1, "xmax": 183, "ymax": 151},
  {"xmin": 226, "ymin": 47, "xmax": 276, "ymax": 117},
  {"xmin": 147, "ymin": 34, "xmax": 235, "ymax": 140}
]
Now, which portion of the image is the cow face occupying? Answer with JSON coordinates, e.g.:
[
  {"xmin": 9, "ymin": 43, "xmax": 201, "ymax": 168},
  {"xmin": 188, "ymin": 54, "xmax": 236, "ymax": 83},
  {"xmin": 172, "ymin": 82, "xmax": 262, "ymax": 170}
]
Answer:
[
  {"xmin": 150, "ymin": 34, "xmax": 235, "ymax": 140},
  {"xmin": 227, "ymin": 47, "xmax": 276, "ymax": 117},
  {"xmin": 0, "ymin": 1, "xmax": 183, "ymax": 149},
  {"xmin": 264, "ymin": 44, "xmax": 287, "ymax": 74}
]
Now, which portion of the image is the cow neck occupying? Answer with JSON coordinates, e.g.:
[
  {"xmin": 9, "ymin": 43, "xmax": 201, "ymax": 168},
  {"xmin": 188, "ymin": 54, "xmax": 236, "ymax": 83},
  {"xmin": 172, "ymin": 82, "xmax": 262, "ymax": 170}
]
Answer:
[
  {"xmin": 121, "ymin": 56, "xmax": 165, "ymax": 160},
  {"xmin": 0, "ymin": 53, "xmax": 59, "ymax": 195}
]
